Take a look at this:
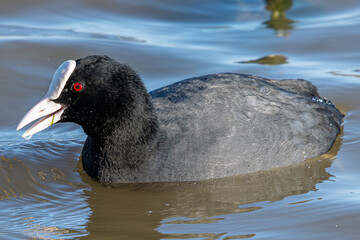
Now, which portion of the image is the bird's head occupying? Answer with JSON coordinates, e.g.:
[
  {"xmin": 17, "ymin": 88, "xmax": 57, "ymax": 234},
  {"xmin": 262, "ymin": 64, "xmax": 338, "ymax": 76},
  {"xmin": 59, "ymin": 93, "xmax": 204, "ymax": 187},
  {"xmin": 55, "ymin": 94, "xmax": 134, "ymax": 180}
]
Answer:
[{"xmin": 17, "ymin": 55, "xmax": 149, "ymax": 138}]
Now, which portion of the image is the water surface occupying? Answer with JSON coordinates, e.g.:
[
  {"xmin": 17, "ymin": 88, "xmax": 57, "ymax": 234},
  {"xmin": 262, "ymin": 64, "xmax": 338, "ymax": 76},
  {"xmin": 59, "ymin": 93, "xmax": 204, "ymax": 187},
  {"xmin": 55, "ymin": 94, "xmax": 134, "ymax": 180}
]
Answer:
[{"xmin": 1, "ymin": 0, "xmax": 360, "ymax": 239}]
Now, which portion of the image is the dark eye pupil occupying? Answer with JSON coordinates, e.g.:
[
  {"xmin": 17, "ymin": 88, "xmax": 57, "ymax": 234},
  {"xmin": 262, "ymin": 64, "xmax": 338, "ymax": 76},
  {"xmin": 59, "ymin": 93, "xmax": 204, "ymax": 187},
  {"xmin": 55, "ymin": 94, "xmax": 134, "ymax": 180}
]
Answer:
[{"xmin": 73, "ymin": 83, "xmax": 83, "ymax": 92}]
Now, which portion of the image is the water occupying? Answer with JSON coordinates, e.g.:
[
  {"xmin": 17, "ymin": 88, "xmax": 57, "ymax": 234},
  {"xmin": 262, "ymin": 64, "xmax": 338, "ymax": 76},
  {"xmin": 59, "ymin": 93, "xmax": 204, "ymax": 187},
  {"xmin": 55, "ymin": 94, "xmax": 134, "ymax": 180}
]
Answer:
[{"xmin": 1, "ymin": 0, "xmax": 360, "ymax": 239}]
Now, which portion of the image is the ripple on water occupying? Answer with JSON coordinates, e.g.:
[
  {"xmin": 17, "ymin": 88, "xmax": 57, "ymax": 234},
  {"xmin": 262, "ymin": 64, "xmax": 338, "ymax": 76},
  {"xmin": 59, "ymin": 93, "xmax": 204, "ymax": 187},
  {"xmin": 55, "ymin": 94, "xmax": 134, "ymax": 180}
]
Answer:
[{"xmin": 0, "ymin": 129, "xmax": 91, "ymax": 239}]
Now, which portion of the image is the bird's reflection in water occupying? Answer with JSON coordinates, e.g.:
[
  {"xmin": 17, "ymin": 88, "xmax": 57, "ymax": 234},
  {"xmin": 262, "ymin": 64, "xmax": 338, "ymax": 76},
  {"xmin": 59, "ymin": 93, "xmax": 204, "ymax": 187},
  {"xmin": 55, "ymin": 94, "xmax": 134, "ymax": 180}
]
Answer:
[{"xmin": 81, "ymin": 132, "xmax": 342, "ymax": 239}]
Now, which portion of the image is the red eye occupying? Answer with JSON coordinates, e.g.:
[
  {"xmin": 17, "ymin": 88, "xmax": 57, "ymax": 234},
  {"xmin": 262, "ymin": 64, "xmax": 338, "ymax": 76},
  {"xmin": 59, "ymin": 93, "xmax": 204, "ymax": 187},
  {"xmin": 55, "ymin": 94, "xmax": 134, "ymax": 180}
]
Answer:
[{"xmin": 73, "ymin": 83, "xmax": 83, "ymax": 92}]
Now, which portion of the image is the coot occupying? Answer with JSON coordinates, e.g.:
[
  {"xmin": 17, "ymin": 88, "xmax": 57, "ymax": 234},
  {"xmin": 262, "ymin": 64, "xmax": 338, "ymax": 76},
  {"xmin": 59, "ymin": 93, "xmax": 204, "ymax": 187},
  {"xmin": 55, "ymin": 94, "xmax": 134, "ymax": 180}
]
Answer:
[{"xmin": 17, "ymin": 55, "xmax": 343, "ymax": 183}]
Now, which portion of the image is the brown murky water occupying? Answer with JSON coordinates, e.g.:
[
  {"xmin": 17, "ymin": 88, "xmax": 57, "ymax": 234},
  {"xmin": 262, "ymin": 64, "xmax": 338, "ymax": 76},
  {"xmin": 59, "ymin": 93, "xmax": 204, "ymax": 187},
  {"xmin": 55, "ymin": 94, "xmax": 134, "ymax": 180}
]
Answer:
[{"xmin": 1, "ymin": 0, "xmax": 360, "ymax": 239}]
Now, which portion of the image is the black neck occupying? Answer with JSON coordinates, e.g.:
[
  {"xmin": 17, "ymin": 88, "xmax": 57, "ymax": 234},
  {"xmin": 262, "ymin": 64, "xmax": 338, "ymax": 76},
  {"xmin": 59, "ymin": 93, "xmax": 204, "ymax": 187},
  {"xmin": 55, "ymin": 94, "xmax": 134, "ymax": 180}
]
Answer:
[{"xmin": 81, "ymin": 108, "xmax": 159, "ymax": 183}]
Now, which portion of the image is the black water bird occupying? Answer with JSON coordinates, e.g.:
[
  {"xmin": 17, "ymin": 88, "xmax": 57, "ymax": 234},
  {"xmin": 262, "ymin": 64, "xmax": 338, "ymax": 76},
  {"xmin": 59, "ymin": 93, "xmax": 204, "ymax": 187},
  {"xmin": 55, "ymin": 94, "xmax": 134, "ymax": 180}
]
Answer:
[{"xmin": 17, "ymin": 55, "xmax": 343, "ymax": 183}]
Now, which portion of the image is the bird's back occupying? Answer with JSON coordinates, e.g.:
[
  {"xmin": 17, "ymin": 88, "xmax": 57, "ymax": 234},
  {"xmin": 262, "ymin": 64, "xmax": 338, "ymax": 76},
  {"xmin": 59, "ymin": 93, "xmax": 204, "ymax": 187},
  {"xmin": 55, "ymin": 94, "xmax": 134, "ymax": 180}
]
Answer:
[{"xmin": 144, "ymin": 73, "xmax": 342, "ymax": 182}]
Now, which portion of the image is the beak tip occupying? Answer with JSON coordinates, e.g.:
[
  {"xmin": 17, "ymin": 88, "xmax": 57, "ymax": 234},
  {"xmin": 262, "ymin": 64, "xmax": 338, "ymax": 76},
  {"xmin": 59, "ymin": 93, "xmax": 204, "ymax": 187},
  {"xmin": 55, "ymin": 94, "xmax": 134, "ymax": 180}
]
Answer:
[
  {"xmin": 16, "ymin": 120, "xmax": 26, "ymax": 131},
  {"xmin": 16, "ymin": 98, "xmax": 64, "ymax": 138},
  {"xmin": 22, "ymin": 132, "xmax": 32, "ymax": 140}
]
